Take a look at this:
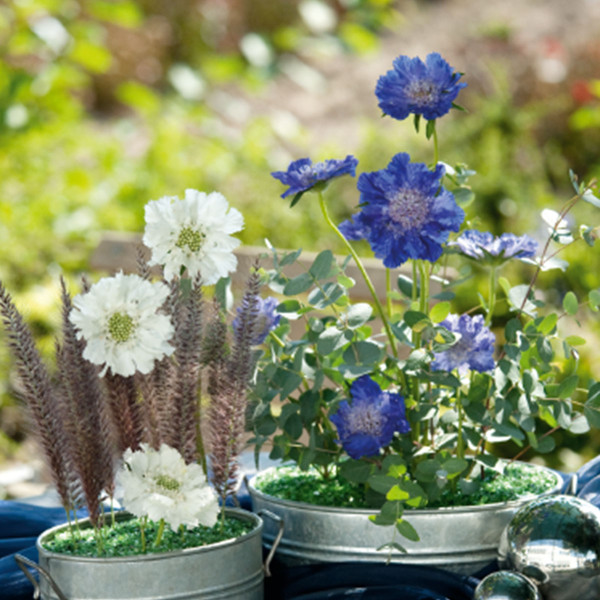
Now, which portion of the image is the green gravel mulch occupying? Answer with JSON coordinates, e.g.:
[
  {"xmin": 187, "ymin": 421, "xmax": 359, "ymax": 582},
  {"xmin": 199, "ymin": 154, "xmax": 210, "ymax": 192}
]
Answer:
[
  {"xmin": 254, "ymin": 462, "xmax": 559, "ymax": 509},
  {"xmin": 42, "ymin": 513, "xmax": 255, "ymax": 558}
]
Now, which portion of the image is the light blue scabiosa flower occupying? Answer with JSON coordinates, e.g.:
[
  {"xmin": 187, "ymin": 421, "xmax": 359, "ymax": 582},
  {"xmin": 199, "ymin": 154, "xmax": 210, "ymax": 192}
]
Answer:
[
  {"xmin": 271, "ymin": 155, "xmax": 358, "ymax": 205},
  {"xmin": 330, "ymin": 376, "xmax": 410, "ymax": 460},
  {"xmin": 339, "ymin": 153, "xmax": 464, "ymax": 268},
  {"xmin": 452, "ymin": 230, "xmax": 538, "ymax": 264},
  {"xmin": 431, "ymin": 314, "xmax": 495, "ymax": 376},
  {"xmin": 233, "ymin": 296, "xmax": 281, "ymax": 345},
  {"xmin": 376, "ymin": 52, "xmax": 466, "ymax": 122}
]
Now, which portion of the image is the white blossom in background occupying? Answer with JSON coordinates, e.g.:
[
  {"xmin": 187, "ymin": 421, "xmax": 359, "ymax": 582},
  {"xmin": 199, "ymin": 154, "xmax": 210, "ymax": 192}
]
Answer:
[
  {"xmin": 69, "ymin": 273, "xmax": 174, "ymax": 377},
  {"xmin": 143, "ymin": 189, "xmax": 244, "ymax": 284},
  {"xmin": 118, "ymin": 444, "xmax": 219, "ymax": 531}
]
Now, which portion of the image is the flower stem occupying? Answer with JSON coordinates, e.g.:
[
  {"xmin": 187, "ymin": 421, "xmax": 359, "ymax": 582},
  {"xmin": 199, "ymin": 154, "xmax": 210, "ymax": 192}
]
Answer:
[
  {"xmin": 456, "ymin": 391, "xmax": 465, "ymax": 460},
  {"xmin": 432, "ymin": 127, "xmax": 439, "ymax": 167},
  {"xmin": 485, "ymin": 267, "xmax": 497, "ymax": 327},
  {"xmin": 140, "ymin": 516, "xmax": 147, "ymax": 553},
  {"xmin": 386, "ymin": 268, "xmax": 393, "ymax": 320},
  {"xmin": 411, "ymin": 261, "xmax": 419, "ymax": 304},
  {"xmin": 153, "ymin": 518, "xmax": 166, "ymax": 549},
  {"xmin": 419, "ymin": 261, "xmax": 430, "ymax": 316},
  {"xmin": 317, "ymin": 192, "xmax": 398, "ymax": 359}
]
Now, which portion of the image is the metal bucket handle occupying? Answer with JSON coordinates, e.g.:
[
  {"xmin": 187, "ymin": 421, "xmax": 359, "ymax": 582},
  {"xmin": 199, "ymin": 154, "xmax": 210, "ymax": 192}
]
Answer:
[
  {"xmin": 14, "ymin": 553, "xmax": 69, "ymax": 600},
  {"xmin": 257, "ymin": 508, "xmax": 284, "ymax": 577}
]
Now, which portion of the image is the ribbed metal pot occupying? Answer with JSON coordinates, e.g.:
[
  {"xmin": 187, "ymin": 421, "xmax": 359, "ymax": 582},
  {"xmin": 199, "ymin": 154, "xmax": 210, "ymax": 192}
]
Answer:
[
  {"xmin": 248, "ymin": 465, "xmax": 562, "ymax": 576},
  {"xmin": 18, "ymin": 508, "xmax": 270, "ymax": 600}
]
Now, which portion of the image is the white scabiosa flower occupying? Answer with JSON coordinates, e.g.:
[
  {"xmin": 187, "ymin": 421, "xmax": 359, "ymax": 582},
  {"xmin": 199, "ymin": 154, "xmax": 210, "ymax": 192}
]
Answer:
[
  {"xmin": 69, "ymin": 273, "xmax": 175, "ymax": 377},
  {"xmin": 143, "ymin": 189, "xmax": 244, "ymax": 284},
  {"xmin": 118, "ymin": 443, "xmax": 219, "ymax": 531}
]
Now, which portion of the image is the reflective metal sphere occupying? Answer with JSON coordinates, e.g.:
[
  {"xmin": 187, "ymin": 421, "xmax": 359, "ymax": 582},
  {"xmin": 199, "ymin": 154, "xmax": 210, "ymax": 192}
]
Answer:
[
  {"xmin": 498, "ymin": 494, "xmax": 600, "ymax": 600},
  {"xmin": 474, "ymin": 571, "xmax": 541, "ymax": 600}
]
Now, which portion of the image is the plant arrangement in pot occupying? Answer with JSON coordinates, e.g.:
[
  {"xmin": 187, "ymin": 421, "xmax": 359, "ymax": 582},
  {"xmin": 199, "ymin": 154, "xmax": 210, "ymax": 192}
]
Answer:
[
  {"xmin": 247, "ymin": 52, "xmax": 600, "ymax": 572},
  {"xmin": 0, "ymin": 190, "xmax": 280, "ymax": 600}
]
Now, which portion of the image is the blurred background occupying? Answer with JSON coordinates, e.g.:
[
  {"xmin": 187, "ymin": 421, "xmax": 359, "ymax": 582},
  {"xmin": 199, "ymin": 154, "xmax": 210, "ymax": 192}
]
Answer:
[{"xmin": 2, "ymin": 0, "xmax": 600, "ymax": 496}]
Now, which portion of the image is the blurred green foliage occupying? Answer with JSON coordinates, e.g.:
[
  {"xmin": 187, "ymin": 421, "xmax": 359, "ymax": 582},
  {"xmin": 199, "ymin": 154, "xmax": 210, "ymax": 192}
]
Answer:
[{"xmin": 1, "ymin": 0, "xmax": 600, "ymax": 470}]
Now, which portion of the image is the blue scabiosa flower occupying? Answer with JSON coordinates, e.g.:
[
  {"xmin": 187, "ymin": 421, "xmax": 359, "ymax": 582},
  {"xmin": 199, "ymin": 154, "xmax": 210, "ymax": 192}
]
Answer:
[
  {"xmin": 233, "ymin": 296, "xmax": 281, "ymax": 346},
  {"xmin": 431, "ymin": 314, "xmax": 495, "ymax": 375},
  {"xmin": 339, "ymin": 153, "xmax": 464, "ymax": 268},
  {"xmin": 271, "ymin": 155, "xmax": 358, "ymax": 205},
  {"xmin": 376, "ymin": 52, "xmax": 466, "ymax": 122},
  {"xmin": 330, "ymin": 376, "xmax": 410, "ymax": 460},
  {"xmin": 452, "ymin": 230, "xmax": 538, "ymax": 264}
]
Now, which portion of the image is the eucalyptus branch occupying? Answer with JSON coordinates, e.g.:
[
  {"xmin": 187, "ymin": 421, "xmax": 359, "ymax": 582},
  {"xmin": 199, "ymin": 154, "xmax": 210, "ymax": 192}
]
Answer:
[{"xmin": 318, "ymin": 191, "xmax": 398, "ymax": 359}]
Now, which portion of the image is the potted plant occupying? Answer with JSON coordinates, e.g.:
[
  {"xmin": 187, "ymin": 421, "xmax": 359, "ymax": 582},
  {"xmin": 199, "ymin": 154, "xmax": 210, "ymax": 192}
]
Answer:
[
  {"xmin": 1, "ymin": 190, "xmax": 283, "ymax": 600},
  {"xmin": 246, "ymin": 52, "xmax": 600, "ymax": 573}
]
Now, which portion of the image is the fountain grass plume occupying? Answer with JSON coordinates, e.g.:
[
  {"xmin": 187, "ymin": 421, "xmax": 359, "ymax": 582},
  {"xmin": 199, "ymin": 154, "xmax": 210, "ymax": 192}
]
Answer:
[
  {"xmin": 56, "ymin": 277, "xmax": 116, "ymax": 525},
  {"xmin": 0, "ymin": 281, "xmax": 79, "ymax": 513},
  {"xmin": 171, "ymin": 274, "xmax": 204, "ymax": 467},
  {"xmin": 208, "ymin": 267, "xmax": 261, "ymax": 505}
]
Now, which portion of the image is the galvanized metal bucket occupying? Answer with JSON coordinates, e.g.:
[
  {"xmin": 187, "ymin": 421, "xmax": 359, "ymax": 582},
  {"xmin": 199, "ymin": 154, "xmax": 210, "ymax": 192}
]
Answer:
[
  {"xmin": 247, "ymin": 465, "xmax": 562, "ymax": 576},
  {"xmin": 15, "ymin": 507, "xmax": 284, "ymax": 600}
]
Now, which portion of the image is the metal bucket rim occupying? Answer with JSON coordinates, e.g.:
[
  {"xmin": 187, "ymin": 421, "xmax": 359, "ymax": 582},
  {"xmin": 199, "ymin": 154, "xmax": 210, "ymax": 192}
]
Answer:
[
  {"xmin": 36, "ymin": 507, "xmax": 263, "ymax": 564},
  {"xmin": 247, "ymin": 462, "xmax": 562, "ymax": 516}
]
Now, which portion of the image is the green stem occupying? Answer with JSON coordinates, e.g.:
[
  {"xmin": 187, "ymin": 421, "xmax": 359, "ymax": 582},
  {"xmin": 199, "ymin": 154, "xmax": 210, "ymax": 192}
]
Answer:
[
  {"xmin": 432, "ymin": 126, "xmax": 439, "ymax": 166},
  {"xmin": 140, "ymin": 516, "xmax": 147, "ymax": 553},
  {"xmin": 386, "ymin": 268, "xmax": 393, "ymax": 320},
  {"xmin": 419, "ymin": 261, "xmax": 430, "ymax": 316},
  {"xmin": 196, "ymin": 384, "xmax": 208, "ymax": 476},
  {"xmin": 411, "ymin": 261, "xmax": 419, "ymax": 304},
  {"xmin": 318, "ymin": 192, "xmax": 398, "ymax": 359},
  {"xmin": 153, "ymin": 518, "xmax": 166, "ymax": 549},
  {"xmin": 456, "ymin": 391, "xmax": 465, "ymax": 460},
  {"xmin": 485, "ymin": 267, "xmax": 497, "ymax": 327}
]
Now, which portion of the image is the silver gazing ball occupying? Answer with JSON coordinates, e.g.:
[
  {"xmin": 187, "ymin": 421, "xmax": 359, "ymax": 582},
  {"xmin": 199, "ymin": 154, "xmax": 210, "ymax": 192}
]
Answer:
[
  {"xmin": 474, "ymin": 571, "xmax": 542, "ymax": 600},
  {"xmin": 498, "ymin": 494, "xmax": 600, "ymax": 600}
]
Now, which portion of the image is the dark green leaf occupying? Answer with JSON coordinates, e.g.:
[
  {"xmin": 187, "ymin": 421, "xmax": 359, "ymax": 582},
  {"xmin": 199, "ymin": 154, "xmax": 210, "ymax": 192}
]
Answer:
[
  {"xmin": 309, "ymin": 250, "xmax": 335, "ymax": 280},
  {"xmin": 284, "ymin": 273, "xmax": 313, "ymax": 295},
  {"xmin": 442, "ymin": 457, "xmax": 469, "ymax": 478},
  {"xmin": 289, "ymin": 191, "xmax": 305, "ymax": 207},
  {"xmin": 536, "ymin": 337, "xmax": 554, "ymax": 364},
  {"xmin": 414, "ymin": 459, "xmax": 441, "ymax": 483},
  {"xmin": 368, "ymin": 475, "xmax": 397, "ymax": 494},
  {"xmin": 283, "ymin": 414, "xmax": 303, "ymax": 440},
  {"xmin": 279, "ymin": 249, "xmax": 302, "ymax": 266},
  {"xmin": 396, "ymin": 519, "xmax": 420, "ymax": 542},
  {"xmin": 339, "ymin": 459, "xmax": 372, "ymax": 483},
  {"xmin": 397, "ymin": 274, "xmax": 418, "ymax": 298},
  {"xmin": 425, "ymin": 118, "xmax": 436, "ymax": 139}
]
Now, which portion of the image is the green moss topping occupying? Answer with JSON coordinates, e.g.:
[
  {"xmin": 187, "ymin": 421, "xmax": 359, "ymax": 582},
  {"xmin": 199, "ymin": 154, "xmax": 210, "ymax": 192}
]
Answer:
[
  {"xmin": 42, "ymin": 515, "xmax": 254, "ymax": 558},
  {"xmin": 255, "ymin": 463, "xmax": 559, "ymax": 509}
]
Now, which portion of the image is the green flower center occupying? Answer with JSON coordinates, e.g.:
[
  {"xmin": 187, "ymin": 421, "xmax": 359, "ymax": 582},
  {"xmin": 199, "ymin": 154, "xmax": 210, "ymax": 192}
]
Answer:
[
  {"xmin": 176, "ymin": 226, "xmax": 204, "ymax": 253},
  {"xmin": 107, "ymin": 312, "xmax": 135, "ymax": 343},
  {"xmin": 154, "ymin": 474, "xmax": 181, "ymax": 492}
]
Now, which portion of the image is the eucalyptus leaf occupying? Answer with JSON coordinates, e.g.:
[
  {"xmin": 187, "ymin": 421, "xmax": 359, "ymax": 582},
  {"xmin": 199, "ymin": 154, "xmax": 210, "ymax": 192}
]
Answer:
[
  {"xmin": 396, "ymin": 519, "xmax": 420, "ymax": 542},
  {"xmin": 284, "ymin": 273, "xmax": 313, "ymax": 295},
  {"xmin": 309, "ymin": 249, "xmax": 335, "ymax": 280},
  {"xmin": 562, "ymin": 291, "xmax": 578, "ymax": 316}
]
